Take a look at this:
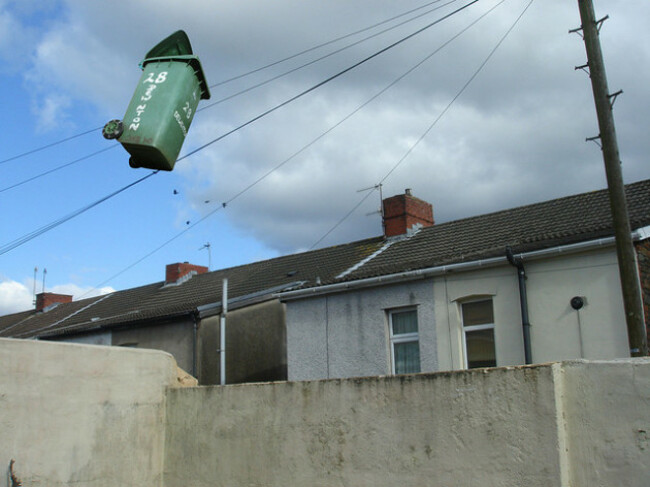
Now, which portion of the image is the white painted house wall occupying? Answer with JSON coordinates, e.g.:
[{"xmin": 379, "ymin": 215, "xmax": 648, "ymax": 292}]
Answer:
[
  {"xmin": 436, "ymin": 246, "xmax": 629, "ymax": 370},
  {"xmin": 286, "ymin": 244, "xmax": 630, "ymax": 381}
]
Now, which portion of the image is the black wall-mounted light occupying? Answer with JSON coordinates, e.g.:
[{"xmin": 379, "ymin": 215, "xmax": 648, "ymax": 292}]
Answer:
[{"xmin": 570, "ymin": 296, "xmax": 585, "ymax": 310}]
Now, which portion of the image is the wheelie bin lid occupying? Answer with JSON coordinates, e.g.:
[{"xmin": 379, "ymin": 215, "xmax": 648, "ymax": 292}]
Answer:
[{"xmin": 145, "ymin": 30, "xmax": 194, "ymax": 58}]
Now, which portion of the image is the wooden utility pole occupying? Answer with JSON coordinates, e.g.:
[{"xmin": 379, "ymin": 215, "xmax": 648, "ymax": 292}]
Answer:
[{"xmin": 576, "ymin": 0, "xmax": 648, "ymax": 356}]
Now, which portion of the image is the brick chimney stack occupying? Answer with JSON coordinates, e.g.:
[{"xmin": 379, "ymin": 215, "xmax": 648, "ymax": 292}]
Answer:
[
  {"xmin": 382, "ymin": 189, "xmax": 434, "ymax": 237},
  {"xmin": 35, "ymin": 292, "xmax": 73, "ymax": 312},
  {"xmin": 165, "ymin": 262, "xmax": 208, "ymax": 284}
]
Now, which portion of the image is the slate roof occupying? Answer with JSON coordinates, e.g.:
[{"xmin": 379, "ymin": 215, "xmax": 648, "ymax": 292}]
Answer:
[
  {"xmin": 0, "ymin": 236, "xmax": 385, "ymax": 339},
  {"xmin": 1, "ymin": 179, "xmax": 649, "ymax": 339},
  {"xmin": 341, "ymin": 178, "xmax": 650, "ymax": 281}
]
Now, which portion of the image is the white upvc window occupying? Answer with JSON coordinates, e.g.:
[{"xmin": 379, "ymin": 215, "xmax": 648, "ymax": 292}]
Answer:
[
  {"xmin": 388, "ymin": 308, "xmax": 421, "ymax": 375},
  {"xmin": 461, "ymin": 299, "xmax": 497, "ymax": 369}
]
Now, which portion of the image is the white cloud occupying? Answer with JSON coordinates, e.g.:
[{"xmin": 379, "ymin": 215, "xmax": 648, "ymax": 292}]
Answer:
[
  {"xmin": 32, "ymin": 92, "xmax": 72, "ymax": 133},
  {"xmin": 0, "ymin": 278, "xmax": 114, "ymax": 316},
  {"xmin": 0, "ymin": 279, "xmax": 33, "ymax": 315},
  {"xmin": 5, "ymin": 0, "xmax": 649, "ymax": 286}
]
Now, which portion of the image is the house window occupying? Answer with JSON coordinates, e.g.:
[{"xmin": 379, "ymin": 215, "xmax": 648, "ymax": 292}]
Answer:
[
  {"xmin": 461, "ymin": 299, "xmax": 496, "ymax": 369},
  {"xmin": 389, "ymin": 308, "xmax": 421, "ymax": 374}
]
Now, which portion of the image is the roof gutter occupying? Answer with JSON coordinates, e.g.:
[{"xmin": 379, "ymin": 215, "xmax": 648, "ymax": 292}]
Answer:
[
  {"xmin": 633, "ymin": 224, "xmax": 650, "ymax": 242},
  {"xmin": 196, "ymin": 280, "xmax": 306, "ymax": 318},
  {"xmin": 34, "ymin": 309, "xmax": 194, "ymax": 340},
  {"xmin": 278, "ymin": 236, "xmax": 618, "ymax": 301}
]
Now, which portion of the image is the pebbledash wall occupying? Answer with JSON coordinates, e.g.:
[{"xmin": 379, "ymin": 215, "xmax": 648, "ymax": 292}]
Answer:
[
  {"xmin": 287, "ymin": 246, "xmax": 630, "ymax": 382},
  {"xmin": 2, "ymin": 338, "xmax": 649, "ymax": 487}
]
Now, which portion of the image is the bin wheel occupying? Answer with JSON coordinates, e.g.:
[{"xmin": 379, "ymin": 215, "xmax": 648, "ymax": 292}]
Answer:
[
  {"xmin": 102, "ymin": 119, "xmax": 124, "ymax": 140},
  {"xmin": 129, "ymin": 157, "xmax": 140, "ymax": 168}
]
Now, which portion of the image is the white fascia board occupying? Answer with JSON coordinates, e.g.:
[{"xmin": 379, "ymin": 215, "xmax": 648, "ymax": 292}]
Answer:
[
  {"xmin": 277, "ymin": 236, "xmax": 617, "ymax": 301},
  {"xmin": 634, "ymin": 225, "xmax": 650, "ymax": 242},
  {"xmin": 197, "ymin": 280, "xmax": 307, "ymax": 317}
]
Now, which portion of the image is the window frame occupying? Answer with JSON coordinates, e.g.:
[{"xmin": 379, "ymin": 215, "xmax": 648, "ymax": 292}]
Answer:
[
  {"xmin": 387, "ymin": 307, "xmax": 421, "ymax": 375},
  {"xmin": 460, "ymin": 298, "xmax": 496, "ymax": 369}
]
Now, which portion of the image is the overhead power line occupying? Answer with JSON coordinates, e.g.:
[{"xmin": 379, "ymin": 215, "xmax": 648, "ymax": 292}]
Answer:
[
  {"xmin": 310, "ymin": 188, "xmax": 379, "ymax": 250},
  {"xmin": 308, "ymin": 0, "xmax": 533, "ymax": 249},
  {"xmin": 0, "ymin": 170, "xmax": 158, "ymax": 256},
  {"xmin": 180, "ymin": 0, "xmax": 479, "ymax": 161},
  {"xmin": 0, "ymin": 1, "xmax": 478, "ymax": 259},
  {"xmin": 209, "ymin": 0, "xmax": 451, "ymax": 88},
  {"xmin": 2, "ymin": 1, "xmax": 461, "ymax": 197},
  {"xmin": 0, "ymin": 126, "xmax": 103, "ymax": 166},
  {"xmin": 0, "ymin": 145, "xmax": 117, "ymax": 194},
  {"xmin": 0, "ymin": 1, "xmax": 450, "ymax": 168},
  {"xmin": 212, "ymin": 0, "xmax": 503, "ymax": 209},
  {"xmin": 200, "ymin": 0, "xmax": 460, "ymax": 111},
  {"xmin": 379, "ymin": 0, "xmax": 534, "ymax": 186},
  {"xmin": 80, "ymin": 0, "xmax": 495, "ymax": 295},
  {"xmin": 78, "ymin": 201, "xmax": 224, "ymax": 298}
]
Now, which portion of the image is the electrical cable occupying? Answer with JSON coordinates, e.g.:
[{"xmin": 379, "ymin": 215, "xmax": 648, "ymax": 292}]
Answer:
[
  {"xmin": 211, "ymin": 0, "xmax": 502, "ymax": 208},
  {"xmin": 199, "ymin": 0, "xmax": 460, "ymax": 111},
  {"xmin": 0, "ymin": 1, "xmax": 478, "ymax": 261},
  {"xmin": 179, "ymin": 0, "xmax": 479, "ymax": 162},
  {"xmin": 310, "ymin": 187, "xmax": 379, "ymax": 250},
  {"xmin": 210, "ymin": 0, "xmax": 449, "ymax": 88},
  {"xmin": 0, "ymin": 126, "xmax": 103, "ymax": 166},
  {"xmin": 1, "ymin": 0, "xmax": 459, "ymax": 194},
  {"xmin": 379, "ymin": 0, "xmax": 534, "ymax": 186},
  {"xmin": 79, "ymin": 0, "xmax": 493, "ymax": 296},
  {"xmin": 77, "ymin": 203, "xmax": 223, "ymax": 298},
  {"xmin": 308, "ymin": 0, "xmax": 532, "ymax": 249},
  {"xmin": 0, "ymin": 145, "xmax": 117, "ymax": 194},
  {"xmin": 0, "ymin": 0, "xmax": 449, "ymax": 167},
  {"xmin": 0, "ymin": 170, "xmax": 158, "ymax": 256}
]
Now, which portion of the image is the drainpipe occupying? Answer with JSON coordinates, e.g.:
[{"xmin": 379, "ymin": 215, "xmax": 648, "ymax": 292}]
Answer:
[
  {"xmin": 220, "ymin": 278, "xmax": 228, "ymax": 385},
  {"xmin": 191, "ymin": 311, "xmax": 199, "ymax": 379},
  {"xmin": 506, "ymin": 246, "xmax": 532, "ymax": 365}
]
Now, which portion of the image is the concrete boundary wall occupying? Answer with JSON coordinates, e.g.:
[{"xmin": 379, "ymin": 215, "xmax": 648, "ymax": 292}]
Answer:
[
  {"xmin": 0, "ymin": 338, "xmax": 177, "ymax": 487},
  {"xmin": 561, "ymin": 360, "xmax": 650, "ymax": 485},
  {"xmin": 163, "ymin": 360, "xmax": 650, "ymax": 487},
  {"xmin": 1, "ymin": 338, "xmax": 648, "ymax": 486}
]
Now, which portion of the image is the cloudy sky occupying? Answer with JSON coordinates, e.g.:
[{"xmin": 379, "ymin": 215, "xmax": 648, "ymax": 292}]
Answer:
[{"xmin": 0, "ymin": 0, "xmax": 648, "ymax": 314}]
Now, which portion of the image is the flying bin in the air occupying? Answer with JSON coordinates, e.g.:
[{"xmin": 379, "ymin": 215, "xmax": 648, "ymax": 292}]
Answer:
[{"xmin": 102, "ymin": 30, "xmax": 210, "ymax": 171}]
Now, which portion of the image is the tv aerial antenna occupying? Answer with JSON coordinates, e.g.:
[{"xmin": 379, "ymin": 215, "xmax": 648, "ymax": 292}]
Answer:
[{"xmin": 199, "ymin": 242, "xmax": 212, "ymax": 270}]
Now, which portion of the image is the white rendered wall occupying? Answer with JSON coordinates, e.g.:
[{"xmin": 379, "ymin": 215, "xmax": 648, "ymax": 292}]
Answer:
[
  {"xmin": 163, "ymin": 359, "xmax": 650, "ymax": 487},
  {"xmin": 287, "ymin": 245, "xmax": 630, "ymax": 380},
  {"xmin": 435, "ymin": 247, "xmax": 628, "ymax": 370},
  {"xmin": 0, "ymin": 338, "xmax": 177, "ymax": 487}
]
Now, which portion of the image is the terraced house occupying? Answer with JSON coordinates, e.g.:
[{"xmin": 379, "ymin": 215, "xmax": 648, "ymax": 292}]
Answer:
[{"xmin": 2, "ymin": 180, "xmax": 649, "ymax": 384}]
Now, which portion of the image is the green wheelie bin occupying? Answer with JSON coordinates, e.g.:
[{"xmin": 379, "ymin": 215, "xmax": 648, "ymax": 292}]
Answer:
[{"xmin": 103, "ymin": 30, "xmax": 210, "ymax": 171}]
